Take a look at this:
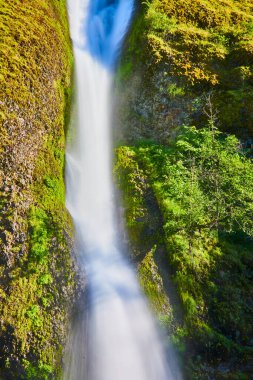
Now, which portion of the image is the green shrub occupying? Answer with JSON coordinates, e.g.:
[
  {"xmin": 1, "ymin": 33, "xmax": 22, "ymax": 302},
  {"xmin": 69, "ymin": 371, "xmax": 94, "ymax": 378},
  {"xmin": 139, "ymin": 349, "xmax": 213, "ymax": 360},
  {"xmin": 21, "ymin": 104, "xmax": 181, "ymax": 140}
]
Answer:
[{"xmin": 115, "ymin": 125, "xmax": 253, "ymax": 374}]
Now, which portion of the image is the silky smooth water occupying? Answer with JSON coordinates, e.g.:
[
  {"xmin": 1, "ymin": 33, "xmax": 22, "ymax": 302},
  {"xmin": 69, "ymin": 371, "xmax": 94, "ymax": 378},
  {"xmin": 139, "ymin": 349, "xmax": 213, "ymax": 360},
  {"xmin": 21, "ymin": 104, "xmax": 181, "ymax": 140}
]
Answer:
[{"xmin": 64, "ymin": 1, "xmax": 182, "ymax": 379}]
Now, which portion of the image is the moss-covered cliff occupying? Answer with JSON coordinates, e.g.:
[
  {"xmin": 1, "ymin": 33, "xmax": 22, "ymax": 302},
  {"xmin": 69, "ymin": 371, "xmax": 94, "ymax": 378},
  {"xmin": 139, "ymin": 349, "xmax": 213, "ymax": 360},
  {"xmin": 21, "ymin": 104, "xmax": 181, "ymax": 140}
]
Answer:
[
  {"xmin": 116, "ymin": 0, "xmax": 253, "ymax": 379},
  {"xmin": 117, "ymin": 0, "xmax": 253, "ymax": 143},
  {"xmin": 0, "ymin": 0, "xmax": 75, "ymax": 378}
]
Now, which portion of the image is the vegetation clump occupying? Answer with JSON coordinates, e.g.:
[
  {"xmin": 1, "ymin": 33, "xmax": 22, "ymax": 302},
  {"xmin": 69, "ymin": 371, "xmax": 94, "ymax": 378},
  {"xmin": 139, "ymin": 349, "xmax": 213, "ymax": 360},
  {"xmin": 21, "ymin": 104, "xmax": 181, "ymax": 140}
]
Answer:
[{"xmin": 115, "ymin": 125, "xmax": 253, "ymax": 379}]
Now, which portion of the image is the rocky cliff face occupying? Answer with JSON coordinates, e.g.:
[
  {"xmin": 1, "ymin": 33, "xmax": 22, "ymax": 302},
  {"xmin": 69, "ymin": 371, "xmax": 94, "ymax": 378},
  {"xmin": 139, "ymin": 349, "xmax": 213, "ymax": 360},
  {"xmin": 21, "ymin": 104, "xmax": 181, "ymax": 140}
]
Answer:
[
  {"xmin": 0, "ymin": 0, "xmax": 75, "ymax": 378},
  {"xmin": 115, "ymin": 1, "xmax": 253, "ymax": 379},
  {"xmin": 116, "ymin": 0, "xmax": 253, "ymax": 143}
]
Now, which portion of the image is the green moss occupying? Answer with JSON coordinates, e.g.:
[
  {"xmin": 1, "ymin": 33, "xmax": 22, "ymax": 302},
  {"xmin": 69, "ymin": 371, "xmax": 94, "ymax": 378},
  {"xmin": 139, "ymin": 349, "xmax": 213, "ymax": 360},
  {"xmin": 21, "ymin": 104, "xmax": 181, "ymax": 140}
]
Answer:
[
  {"xmin": 29, "ymin": 208, "xmax": 50, "ymax": 264},
  {"xmin": 0, "ymin": 0, "xmax": 75, "ymax": 378},
  {"xmin": 167, "ymin": 83, "xmax": 185, "ymax": 97},
  {"xmin": 138, "ymin": 245, "xmax": 170, "ymax": 315},
  {"xmin": 119, "ymin": 0, "xmax": 253, "ymax": 139},
  {"xmin": 22, "ymin": 359, "xmax": 53, "ymax": 380},
  {"xmin": 26, "ymin": 306, "xmax": 43, "ymax": 328},
  {"xmin": 114, "ymin": 146, "xmax": 148, "ymax": 254}
]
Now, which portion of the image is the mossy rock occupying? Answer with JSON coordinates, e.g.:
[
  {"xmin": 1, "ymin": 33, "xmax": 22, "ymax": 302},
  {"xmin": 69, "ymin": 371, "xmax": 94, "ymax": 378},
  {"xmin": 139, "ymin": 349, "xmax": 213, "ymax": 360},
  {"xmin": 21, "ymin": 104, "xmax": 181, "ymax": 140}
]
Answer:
[
  {"xmin": 117, "ymin": 0, "xmax": 253, "ymax": 142},
  {"xmin": 0, "ymin": 0, "xmax": 75, "ymax": 378}
]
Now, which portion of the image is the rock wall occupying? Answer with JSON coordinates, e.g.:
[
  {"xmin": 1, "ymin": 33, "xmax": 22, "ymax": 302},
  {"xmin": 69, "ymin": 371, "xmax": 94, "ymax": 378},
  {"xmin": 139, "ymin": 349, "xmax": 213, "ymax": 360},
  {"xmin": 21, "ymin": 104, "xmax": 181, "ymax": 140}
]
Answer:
[
  {"xmin": 116, "ymin": 0, "xmax": 253, "ymax": 143},
  {"xmin": 0, "ymin": 0, "xmax": 75, "ymax": 378},
  {"xmin": 115, "ymin": 1, "xmax": 253, "ymax": 379}
]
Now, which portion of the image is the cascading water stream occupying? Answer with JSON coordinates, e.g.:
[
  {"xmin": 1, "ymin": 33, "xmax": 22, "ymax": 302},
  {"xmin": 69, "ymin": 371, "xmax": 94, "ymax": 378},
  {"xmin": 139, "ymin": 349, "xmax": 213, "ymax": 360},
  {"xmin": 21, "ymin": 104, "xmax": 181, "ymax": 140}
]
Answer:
[{"xmin": 64, "ymin": 1, "xmax": 182, "ymax": 379}]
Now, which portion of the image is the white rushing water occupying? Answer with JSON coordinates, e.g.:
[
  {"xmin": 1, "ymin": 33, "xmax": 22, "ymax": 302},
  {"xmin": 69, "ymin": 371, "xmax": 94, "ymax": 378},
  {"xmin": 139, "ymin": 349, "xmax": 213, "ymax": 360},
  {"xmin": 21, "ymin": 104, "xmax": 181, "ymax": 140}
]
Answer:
[{"xmin": 64, "ymin": 1, "xmax": 182, "ymax": 379}]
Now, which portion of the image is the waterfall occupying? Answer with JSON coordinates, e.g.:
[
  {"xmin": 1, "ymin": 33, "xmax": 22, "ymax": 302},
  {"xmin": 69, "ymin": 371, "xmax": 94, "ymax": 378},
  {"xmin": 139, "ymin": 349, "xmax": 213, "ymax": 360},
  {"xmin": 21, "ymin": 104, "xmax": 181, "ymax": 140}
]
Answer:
[{"xmin": 64, "ymin": 1, "xmax": 182, "ymax": 379}]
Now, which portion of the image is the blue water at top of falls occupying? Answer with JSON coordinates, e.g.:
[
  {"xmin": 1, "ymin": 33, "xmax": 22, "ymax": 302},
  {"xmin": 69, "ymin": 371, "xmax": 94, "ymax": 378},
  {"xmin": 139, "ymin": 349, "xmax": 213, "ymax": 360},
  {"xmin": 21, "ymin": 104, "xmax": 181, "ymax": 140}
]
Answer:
[{"xmin": 85, "ymin": 0, "xmax": 134, "ymax": 68}]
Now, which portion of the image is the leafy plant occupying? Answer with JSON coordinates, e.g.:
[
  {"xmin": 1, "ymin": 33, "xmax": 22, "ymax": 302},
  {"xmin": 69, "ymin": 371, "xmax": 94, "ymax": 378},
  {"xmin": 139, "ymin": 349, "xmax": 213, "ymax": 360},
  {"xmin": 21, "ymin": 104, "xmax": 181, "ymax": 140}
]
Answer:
[{"xmin": 115, "ymin": 125, "xmax": 253, "ymax": 375}]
